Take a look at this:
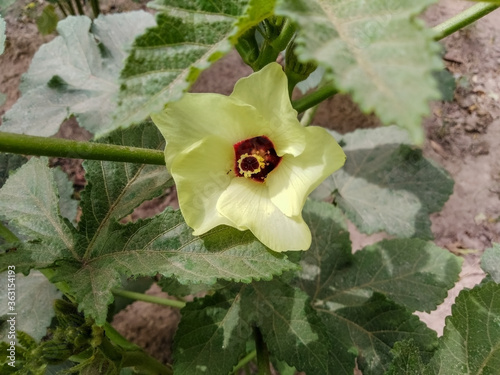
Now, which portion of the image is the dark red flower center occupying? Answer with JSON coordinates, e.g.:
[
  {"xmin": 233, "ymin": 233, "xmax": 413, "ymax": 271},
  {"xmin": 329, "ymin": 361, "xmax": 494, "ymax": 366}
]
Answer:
[{"xmin": 233, "ymin": 136, "xmax": 281, "ymax": 182}]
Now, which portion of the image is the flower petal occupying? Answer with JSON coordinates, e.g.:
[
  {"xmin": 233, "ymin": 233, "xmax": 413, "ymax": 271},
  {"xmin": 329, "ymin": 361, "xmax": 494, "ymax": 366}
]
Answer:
[
  {"xmin": 267, "ymin": 126, "xmax": 346, "ymax": 217},
  {"xmin": 170, "ymin": 135, "xmax": 234, "ymax": 234},
  {"xmin": 151, "ymin": 93, "xmax": 270, "ymax": 167},
  {"xmin": 230, "ymin": 63, "xmax": 306, "ymax": 157},
  {"xmin": 216, "ymin": 178, "xmax": 312, "ymax": 252}
]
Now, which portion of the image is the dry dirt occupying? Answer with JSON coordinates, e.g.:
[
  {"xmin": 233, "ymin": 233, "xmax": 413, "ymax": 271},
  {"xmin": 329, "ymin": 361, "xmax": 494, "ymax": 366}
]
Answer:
[{"xmin": 1, "ymin": 0, "xmax": 499, "ymax": 368}]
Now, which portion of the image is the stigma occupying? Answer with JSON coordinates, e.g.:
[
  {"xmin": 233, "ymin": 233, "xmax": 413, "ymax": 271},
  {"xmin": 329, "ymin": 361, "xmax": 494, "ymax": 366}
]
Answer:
[{"xmin": 233, "ymin": 136, "xmax": 282, "ymax": 182}]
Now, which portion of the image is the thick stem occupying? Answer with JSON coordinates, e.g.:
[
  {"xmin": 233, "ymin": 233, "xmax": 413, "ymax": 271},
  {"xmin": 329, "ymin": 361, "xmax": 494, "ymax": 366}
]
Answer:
[
  {"xmin": 292, "ymin": 85, "xmax": 338, "ymax": 113},
  {"xmin": 231, "ymin": 350, "xmax": 257, "ymax": 374},
  {"xmin": 0, "ymin": 132, "xmax": 165, "ymax": 165},
  {"xmin": 0, "ymin": 222, "xmax": 18, "ymax": 243},
  {"xmin": 432, "ymin": 2, "xmax": 499, "ymax": 40},
  {"xmin": 254, "ymin": 327, "xmax": 271, "ymax": 375},
  {"xmin": 111, "ymin": 288, "xmax": 186, "ymax": 309}
]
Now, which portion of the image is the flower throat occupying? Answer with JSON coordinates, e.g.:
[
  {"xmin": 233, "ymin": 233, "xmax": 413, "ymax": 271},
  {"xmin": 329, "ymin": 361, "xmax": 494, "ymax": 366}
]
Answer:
[{"xmin": 234, "ymin": 136, "xmax": 281, "ymax": 182}]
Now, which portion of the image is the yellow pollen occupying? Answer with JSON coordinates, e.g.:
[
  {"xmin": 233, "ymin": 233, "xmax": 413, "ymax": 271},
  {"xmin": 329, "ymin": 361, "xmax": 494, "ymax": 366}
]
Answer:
[{"xmin": 237, "ymin": 153, "xmax": 266, "ymax": 178}]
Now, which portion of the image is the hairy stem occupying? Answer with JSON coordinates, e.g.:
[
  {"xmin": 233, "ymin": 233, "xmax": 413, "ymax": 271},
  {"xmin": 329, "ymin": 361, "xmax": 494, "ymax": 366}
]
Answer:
[
  {"xmin": 111, "ymin": 288, "xmax": 186, "ymax": 309},
  {"xmin": 432, "ymin": 2, "xmax": 499, "ymax": 40},
  {"xmin": 0, "ymin": 132, "xmax": 165, "ymax": 165},
  {"xmin": 254, "ymin": 327, "xmax": 271, "ymax": 375}
]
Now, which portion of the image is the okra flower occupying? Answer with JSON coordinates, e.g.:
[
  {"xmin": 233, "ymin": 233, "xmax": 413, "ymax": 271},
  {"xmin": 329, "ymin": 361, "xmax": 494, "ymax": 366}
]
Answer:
[{"xmin": 151, "ymin": 63, "xmax": 345, "ymax": 252}]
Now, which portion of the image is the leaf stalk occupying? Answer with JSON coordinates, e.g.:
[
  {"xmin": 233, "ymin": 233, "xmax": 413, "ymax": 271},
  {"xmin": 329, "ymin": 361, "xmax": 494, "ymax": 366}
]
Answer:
[
  {"xmin": 111, "ymin": 288, "xmax": 186, "ymax": 309},
  {"xmin": 432, "ymin": 2, "xmax": 499, "ymax": 40}
]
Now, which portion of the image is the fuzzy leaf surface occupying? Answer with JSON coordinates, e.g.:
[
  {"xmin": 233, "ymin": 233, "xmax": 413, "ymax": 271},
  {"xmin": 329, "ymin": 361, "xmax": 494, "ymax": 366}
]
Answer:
[
  {"xmin": 313, "ymin": 127, "xmax": 454, "ymax": 239},
  {"xmin": 0, "ymin": 270, "xmax": 61, "ymax": 341},
  {"xmin": 276, "ymin": 0, "xmax": 441, "ymax": 143},
  {"xmin": 0, "ymin": 153, "xmax": 27, "ymax": 189},
  {"xmin": 115, "ymin": 0, "xmax": 269, "ymax": 127},
  {"xmin": 481, "ymin": 243, "xmax": 500, "ymax": 283},
  {"xmin": 53, "ymin": 168, "xmax": 78, "ymax": 224},
  {"xmin": 60, "ymin": 211, "xmax": 298, "ymax": 324},
  {"xmin": 174, "ymin": 291, "xmax": 252, "ymax": 375},
  {"xmin": 77, "ymin": 122, "xmax": 172, "ymax": 256},
  {"xmin": 0, "ymin": 157, "xmax": 77, "ymax": 272},
  {"xmin": 297, "ymin": 203, "xmax": 452, "ymax": 374},
  {"xmin": 386, "ymin": 340, "xmax": 427, "ymax": 375},
  {"xmin": 1, "ymin": 12, "xmax": 156, "ymax": 137},
  {"xmin": 426, "ymin": 282, "xmax": 500, "ymax": 374}
]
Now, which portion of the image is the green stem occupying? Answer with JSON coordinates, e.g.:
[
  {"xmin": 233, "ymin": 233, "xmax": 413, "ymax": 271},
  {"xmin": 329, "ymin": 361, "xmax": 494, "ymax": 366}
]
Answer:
[
  {"xmin": 254, "ymin": 327, "xmax": 271, "ymax": 375},
  {"xmin": 271, "ymin": 18, "xmax": 296, "ymax": 53},
  {"xmin": 0, "ymin": 132, "xmax": 165, "ymax": 165},
  {"xmin": 231, "ymin": 350, "xmax": 257, "ymax": 374},
  {"xmin": 0, "ymin": 222, "xmax": 18, "ymax": 243},
  {"xmin": 432, "ymin": 2, "xmax": 499, "ymax": 40},
  {"xmin": 111, "ymin": 288, "xmax": 186, "ymax": 309},
  {"xmin": 90, "ymin": 0, "xmax": 100, "ymax": 18},
  {"xmin": 292, "ymin": 84, "xmax": 338, "ymax": 113}
]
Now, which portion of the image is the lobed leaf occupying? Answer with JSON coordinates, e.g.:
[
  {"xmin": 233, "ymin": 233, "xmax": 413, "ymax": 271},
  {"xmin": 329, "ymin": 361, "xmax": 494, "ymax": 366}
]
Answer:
[
  {"xmin": 296, "ymin": 201, "xmax": 460, "ymax": 375},
  {"xmin": 0, "ymin": 270, "xmax": 61, "ymax": 341},
  {"xmin": 0, "ymin": 157, "xmax": 78, "ymax": 272},
  {"xmin": 276, "ymin": 0, "xmax": 442, "ymax": 143},
  {"xmin": 1, "ymin": 12, "xmax": 156, "ymax": 137},
  {"xmin": 174, "ymin": 291, "xmax": 252, "ymax": 375},
  {"xmin": 0, "ymin": 153, "xmax": 27, "ymax": 189},
  {"xmin": 246, "ymin": 279, "xmax": 354, "ymax": 374},
  {"xmin": 426, "ymin": 282, "xmax": 500, "ymax": 374},
  {"xmin": 114, "ymin": 0, "xmax": 271, "ymax": 128},
  {"xmin": 313, "ymin": 126, "xmax": 454, "ymax": 239}
]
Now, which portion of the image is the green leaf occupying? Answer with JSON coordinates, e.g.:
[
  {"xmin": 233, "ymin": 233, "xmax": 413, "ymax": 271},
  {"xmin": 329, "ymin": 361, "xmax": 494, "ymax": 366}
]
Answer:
[
  {"xmin": 0, "ymin": 14, "xmax": 5, "ymax": 55},
  {"xmin": 426, "ymin": 282, "xmax": 500, "ymax": 374},
  {"xmin": 173, "ymin": 291, "xmax": 252, "ymax": 375},
  {"xmin": 59, "ymin": 210, "xmax": 298, "ymax": 324},
  {"xmin": 325, "ymin": 239, "xmax": 462, "ymax": 312},
  {"xmin": 386, "ymin": 340, "xmax": 427, "ymax": 375},
  {"xmin": 296, "ymin": 203, "xmax": 457, "ymax": 374},
  {"xmin": 276, "ymin": 0, "xmax": 441, "ymax": 144},
  {"xmin": 313, "ymin": 126, "xmax": 454, "ymax": 239},
  {"xmin": 1, "ymin": 12, "xmax": 156, "ymax": 137},
  {"xmin": 0, "ymin": 157, "xmax": 78, "ymax": 272},
  {"xmin": 320, "ymin": 293, "xmax": 437, "ymax": 375},
  {"xmin": 53, "ymin": 168, "xmax": 78, "ymax": 224},
  {"xmin": 36, "ymin": 4, "xmax": 58, "ymax": 35},
  {"xmin": 0, "ymin": 270, "xmax": 62, "ymax": 341},
  {"xmin": 115, "ymin": 0, "xmax": 269, "ymax": 128},
  {"xmin": 0, "ymin": 153, "xmax": 27, "ymax": 189},
  {"xmin": 481, "ymin": 243, "xmax": 500, "ymax": 283},
  {"xmin": 77, "ymin": 122, "xmax": 172, "ymax": 254},
  {"xmin": 246, "ymin": 280, "xmax": 352, "ymax": 374}
]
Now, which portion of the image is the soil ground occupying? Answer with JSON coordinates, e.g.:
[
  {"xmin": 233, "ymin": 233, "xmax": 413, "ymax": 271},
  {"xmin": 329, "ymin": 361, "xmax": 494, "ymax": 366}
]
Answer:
[{"xmin": 1, "ymin": 0, "xmax": 499, "ymax": 367}]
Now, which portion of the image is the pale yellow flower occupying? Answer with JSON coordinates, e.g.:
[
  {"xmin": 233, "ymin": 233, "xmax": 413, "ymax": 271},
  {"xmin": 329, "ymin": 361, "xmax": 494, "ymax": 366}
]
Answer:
[{"xmin": 152, "ymin": 63, "xmax": 345, "ymax": 252}]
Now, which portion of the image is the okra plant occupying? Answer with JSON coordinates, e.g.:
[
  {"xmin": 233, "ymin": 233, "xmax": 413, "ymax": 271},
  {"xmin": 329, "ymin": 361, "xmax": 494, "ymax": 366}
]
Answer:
[{"xmin": 0, "ymin": 1, "xmax": 499, "ymax": 374}]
